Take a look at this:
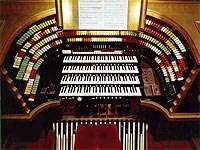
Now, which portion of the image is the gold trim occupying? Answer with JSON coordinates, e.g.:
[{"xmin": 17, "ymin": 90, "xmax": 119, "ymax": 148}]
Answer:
[
  {"xmin": 1, "ymin": 100, "xmax": 61, "ymax": 121},
  {"xmin": 128, "ymin": 0, "xmax": 146, "ymax": 30},
  {"xmin": 0, "ymin": 0, "xmax": 55, "ymax": 2},
  {"xmin": 1, "ymin": 0, "xmax": 198, "ymax": 3},
  {"xmin": 55, "ymin": 0, "xmax": 63, "ymax": 28},
  {"xmin": 141, "ymin": 100, "xmax": 200, "ymax": 121},
  {"xmin": 170, "ymin": 67, "xmax": 200, "ymax": 113},
  {"xmin": 62, "ymin": 0, "xmax": 78, "ymax": 30},
  {"xmin": 139, "ymin": 0, "xmax": 148, "ymax": 29},
  {"xmin": 194, "ymin": 21, "xmax": 200, "ymax": 34},
  {"xmin": 1, "ymin": 67, "xmax": 30, "ymax": 114},
  {"xmin": 148, "ymin": 0, "xmax": 200, "ymax": 4},
  {"xmin": 0, "ymin": 20, "xmax": 5, "ymax": 30}
]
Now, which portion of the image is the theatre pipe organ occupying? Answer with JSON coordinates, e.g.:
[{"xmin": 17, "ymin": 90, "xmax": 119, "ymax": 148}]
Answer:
[{"xmin": 1, "ymin": 1, "xmax": 200, "ymax": 150}]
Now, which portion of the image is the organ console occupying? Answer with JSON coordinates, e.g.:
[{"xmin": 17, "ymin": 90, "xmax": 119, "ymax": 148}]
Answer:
[
  {"xmin": 1, "ymin": 1, "xmax": 200, "ymax": 150},
  {"xmin": 54, "ymin": 42, "xmax": 146, "ymax": 149}
]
